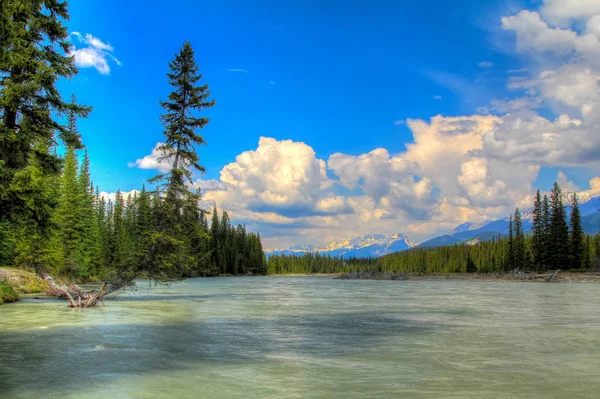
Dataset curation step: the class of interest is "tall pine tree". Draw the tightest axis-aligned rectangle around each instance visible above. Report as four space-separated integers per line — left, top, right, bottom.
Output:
549 182 569 270
569 193 584 269
148 41 215 279
531 189 544 270
507 214 515 271
513 208 526 269
0 1 90 231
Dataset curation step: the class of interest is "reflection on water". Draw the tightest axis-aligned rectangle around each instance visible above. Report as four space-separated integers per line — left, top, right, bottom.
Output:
1 277 600 398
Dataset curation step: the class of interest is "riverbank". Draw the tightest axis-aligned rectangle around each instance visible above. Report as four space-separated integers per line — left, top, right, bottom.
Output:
275 270 600 283
0 267 49 304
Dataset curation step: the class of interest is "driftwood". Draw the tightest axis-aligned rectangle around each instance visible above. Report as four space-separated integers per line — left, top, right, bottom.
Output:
546 269 561 282
336 271 407 280
44 275 113 307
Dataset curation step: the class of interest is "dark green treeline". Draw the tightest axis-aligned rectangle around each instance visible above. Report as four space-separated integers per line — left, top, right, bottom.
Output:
269 182 596 275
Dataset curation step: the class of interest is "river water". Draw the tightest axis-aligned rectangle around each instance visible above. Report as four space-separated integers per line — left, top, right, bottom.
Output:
1 277 599 398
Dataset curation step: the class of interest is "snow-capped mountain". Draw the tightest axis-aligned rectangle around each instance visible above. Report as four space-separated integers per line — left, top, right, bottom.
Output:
269 193 600 259
419 193 600 249
521 192 595 219
266 233 414 258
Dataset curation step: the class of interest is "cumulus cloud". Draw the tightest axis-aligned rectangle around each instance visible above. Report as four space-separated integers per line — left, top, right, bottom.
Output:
70 32 121 75
99 189 140 203
486 2 600 166
202 137 334 218
556 171 581 192
541 0 600 25
128 142 173 173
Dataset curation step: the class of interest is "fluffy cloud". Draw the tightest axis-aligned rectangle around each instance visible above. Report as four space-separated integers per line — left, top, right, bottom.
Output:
202 137 337 218
70 32 121 75
541 0 600 25
128 142 173 173
99 189 140 203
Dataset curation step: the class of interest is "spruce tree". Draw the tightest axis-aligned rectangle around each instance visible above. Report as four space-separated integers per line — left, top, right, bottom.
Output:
76 151 101 278
513 208 526 270
210 206 221 273
150 41 214 205
507 214 515 271
55 147 81 274
549 182 569 270
569 192 584 269
148 41 215 279
531 189 544 270
0 0 90 226
541 194 551 269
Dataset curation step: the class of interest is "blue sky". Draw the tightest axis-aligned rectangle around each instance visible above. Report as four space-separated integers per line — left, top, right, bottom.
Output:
59 0 600 248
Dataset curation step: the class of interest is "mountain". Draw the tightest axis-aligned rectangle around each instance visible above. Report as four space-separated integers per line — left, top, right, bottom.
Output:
266 232 414 258
270 193 600 259
419 193 600 248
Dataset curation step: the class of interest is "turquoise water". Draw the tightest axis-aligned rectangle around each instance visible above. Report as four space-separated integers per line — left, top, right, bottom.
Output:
1 277 600 398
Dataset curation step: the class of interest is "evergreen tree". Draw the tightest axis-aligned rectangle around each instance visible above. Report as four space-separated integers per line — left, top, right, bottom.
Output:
55 147 81 274
541 194 551 269
549 182 569 270
148 41 215 279
531 189 544 270
76 151 101 278
513 208 526 269
569 192 584 269
0 0 90 230
507 214 515 271
210 206 221 272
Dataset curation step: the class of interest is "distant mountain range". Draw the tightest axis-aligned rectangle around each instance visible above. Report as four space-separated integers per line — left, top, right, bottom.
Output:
267 192 600 258
266 233 413 258
418 192 600 248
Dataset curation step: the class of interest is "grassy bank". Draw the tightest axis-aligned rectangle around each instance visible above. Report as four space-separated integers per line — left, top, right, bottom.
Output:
0 282 19 304
0 267 48 297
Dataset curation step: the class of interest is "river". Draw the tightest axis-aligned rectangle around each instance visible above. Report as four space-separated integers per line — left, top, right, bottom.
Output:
1 277 599 398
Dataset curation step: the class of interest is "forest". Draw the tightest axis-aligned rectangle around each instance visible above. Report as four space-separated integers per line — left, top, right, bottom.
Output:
268 182 600 275
0 0 265 292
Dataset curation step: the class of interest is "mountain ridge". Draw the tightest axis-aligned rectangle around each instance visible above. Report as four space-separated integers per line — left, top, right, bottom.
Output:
268 193 600 259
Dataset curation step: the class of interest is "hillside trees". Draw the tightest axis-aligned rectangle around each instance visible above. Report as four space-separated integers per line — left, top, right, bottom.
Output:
0 0 90 271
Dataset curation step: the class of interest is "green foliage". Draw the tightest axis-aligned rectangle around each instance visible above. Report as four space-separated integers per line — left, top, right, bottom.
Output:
0 282 19 305
549 182 570 269
569 193 584 269
531 190 544 269
0 0 91 228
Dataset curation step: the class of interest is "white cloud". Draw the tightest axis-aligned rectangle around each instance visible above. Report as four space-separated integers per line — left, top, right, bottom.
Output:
556 171 581 192
128 142 173 173
227 68 249 73
70 32 120 75
478 61 494 68
99 189 140 203
501 10 600 61
433 95 443 100
203 137 332 218
541 0 600 25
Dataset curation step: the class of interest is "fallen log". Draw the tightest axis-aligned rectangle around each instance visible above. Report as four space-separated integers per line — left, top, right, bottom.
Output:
546 269 561 282
44 275 113 307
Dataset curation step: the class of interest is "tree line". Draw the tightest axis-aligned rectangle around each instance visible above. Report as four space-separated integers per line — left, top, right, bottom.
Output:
0 1 265 283
269 182 598 275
